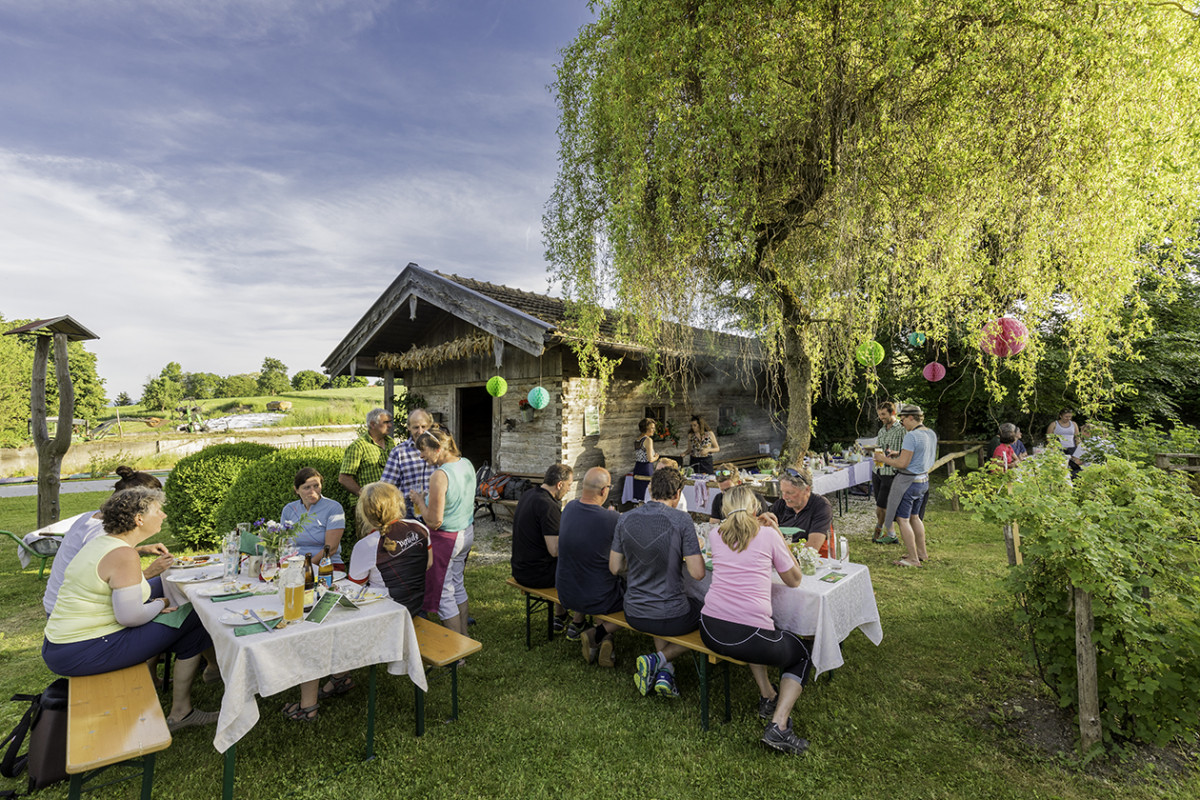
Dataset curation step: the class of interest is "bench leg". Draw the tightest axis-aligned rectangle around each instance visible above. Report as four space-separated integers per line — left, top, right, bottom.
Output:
365 663 377 760
699 657 710 732
139 752 157 800
450 662 460 721
222 743 236 800
524 593 533 649
414 686 425 737
68 773 83 800
723 660 732 724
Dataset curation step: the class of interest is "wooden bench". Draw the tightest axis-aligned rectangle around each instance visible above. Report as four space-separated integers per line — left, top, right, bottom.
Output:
412 617 482 736
67 663 171 800
592 610 746 731
505 577 561 649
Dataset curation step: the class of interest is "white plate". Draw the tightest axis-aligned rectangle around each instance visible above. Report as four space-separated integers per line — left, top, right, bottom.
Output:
196 582 254 597
219 608 283 626
164 570 221 584
332 570 346 582
172 555 217 569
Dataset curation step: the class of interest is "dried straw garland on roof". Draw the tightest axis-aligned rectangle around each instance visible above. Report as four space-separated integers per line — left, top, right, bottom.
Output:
376 333 494 371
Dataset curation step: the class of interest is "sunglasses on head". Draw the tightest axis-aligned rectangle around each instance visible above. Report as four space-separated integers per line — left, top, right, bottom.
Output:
782 467 809 484
715 469 732 478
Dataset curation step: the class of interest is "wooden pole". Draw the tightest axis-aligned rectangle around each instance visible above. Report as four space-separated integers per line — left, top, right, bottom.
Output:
32 333 75 528
946 458 960 512
383 368 395 419
1074 586 1102 755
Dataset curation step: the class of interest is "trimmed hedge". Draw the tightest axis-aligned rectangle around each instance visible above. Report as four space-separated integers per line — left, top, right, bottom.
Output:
164 442 277 549
211 447 358 562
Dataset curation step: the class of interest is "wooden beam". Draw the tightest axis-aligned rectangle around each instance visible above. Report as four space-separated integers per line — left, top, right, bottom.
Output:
1074 587 1102 756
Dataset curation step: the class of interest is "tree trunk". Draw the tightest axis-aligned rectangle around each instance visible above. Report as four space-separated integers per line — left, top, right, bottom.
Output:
780 323 813 462
33 334 74 528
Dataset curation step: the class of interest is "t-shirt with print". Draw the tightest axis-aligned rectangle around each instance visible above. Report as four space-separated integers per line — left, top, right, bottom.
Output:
703 526 796 630
348 519 429 615
610 501 701 621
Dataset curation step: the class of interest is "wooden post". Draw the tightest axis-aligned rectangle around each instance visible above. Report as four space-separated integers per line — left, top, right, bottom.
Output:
946 458 960 512
32 334 75 528
1074 586 1102 755
383 368 395 419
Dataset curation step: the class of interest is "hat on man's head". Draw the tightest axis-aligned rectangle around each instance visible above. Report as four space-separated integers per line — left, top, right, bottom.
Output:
899 403 923 416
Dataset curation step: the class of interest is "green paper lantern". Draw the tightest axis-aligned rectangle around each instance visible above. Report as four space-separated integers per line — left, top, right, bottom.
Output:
527 386 550 410
907 331 927 347
855 340 885 367
486 376 508 397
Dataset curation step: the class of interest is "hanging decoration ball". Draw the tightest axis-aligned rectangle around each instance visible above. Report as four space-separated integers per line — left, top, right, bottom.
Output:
980 317 1029 358
486 376 508 397
907 331 927 347
922 362 947 382
527 386 550 410
854 340 885 367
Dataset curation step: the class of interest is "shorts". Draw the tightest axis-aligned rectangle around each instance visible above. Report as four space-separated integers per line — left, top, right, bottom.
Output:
894 481 929 520
438 526 474 619
871 472 896 510
626 595 702 638
700 614 811 685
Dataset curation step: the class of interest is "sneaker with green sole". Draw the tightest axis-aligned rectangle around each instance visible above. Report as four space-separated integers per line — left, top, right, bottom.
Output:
634 653 661 695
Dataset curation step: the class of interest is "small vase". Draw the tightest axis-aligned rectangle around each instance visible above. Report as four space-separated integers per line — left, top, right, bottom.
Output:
521 408 535 423
800 561 817 576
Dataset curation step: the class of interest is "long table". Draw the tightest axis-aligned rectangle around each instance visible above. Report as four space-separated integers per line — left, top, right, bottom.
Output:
163 564 426 800
622 460 873 516
684 560 882 678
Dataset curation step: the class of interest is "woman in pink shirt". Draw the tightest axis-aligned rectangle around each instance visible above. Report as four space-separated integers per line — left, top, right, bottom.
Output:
700 485 811 755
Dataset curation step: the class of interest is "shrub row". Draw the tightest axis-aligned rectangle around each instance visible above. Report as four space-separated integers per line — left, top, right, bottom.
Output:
164 443 276 548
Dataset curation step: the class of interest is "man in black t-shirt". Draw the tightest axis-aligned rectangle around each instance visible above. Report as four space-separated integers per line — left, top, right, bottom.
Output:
762 466 832 557
511 463 573 624
558 467 623 653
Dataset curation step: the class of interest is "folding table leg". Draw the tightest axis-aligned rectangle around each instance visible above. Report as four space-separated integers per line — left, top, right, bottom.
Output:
524 593 533 649
68 773 83 800
414 686 426 736
450 663 460 720
139 753 157 800
222 743 236 800
699 657 710 731
365 664 377 760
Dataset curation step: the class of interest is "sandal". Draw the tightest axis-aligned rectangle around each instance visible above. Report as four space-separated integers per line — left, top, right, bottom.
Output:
318 675 355 700
893 558 921 568
282 701 319 722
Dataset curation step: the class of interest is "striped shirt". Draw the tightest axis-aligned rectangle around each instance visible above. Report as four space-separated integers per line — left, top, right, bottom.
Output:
875 421 906 476
340 433 396 488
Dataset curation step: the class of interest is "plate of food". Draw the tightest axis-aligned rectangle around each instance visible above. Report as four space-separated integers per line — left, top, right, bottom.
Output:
219 608 283 626
197 581 254 598
164 570 221 584
347 588 387 605
172 555 216 569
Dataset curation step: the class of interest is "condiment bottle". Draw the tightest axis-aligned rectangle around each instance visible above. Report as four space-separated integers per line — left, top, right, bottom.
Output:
303 553 315 609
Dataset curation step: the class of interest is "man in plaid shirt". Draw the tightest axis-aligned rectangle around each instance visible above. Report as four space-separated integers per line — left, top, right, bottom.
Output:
872 401 906 544
381 408 435 504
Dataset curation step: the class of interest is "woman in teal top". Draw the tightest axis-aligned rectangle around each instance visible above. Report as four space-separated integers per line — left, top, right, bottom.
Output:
409 428 476 636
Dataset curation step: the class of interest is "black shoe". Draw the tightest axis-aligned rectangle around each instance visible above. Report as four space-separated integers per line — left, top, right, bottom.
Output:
758 684 779 721
762 722 808 755
468 615 477 626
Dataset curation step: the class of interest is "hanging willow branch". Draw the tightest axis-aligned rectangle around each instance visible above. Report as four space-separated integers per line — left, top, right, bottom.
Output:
376 334 494 371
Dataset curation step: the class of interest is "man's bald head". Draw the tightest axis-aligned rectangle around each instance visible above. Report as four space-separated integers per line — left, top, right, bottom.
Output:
580 467 612 504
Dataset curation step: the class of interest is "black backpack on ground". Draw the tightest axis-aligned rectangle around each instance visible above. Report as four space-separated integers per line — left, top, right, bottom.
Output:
1 679 69 795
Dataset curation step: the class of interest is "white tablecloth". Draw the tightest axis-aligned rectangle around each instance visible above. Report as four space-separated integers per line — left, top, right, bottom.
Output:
685 560 882 677
621 460 873 516
16 511 90 567
163 564 427 752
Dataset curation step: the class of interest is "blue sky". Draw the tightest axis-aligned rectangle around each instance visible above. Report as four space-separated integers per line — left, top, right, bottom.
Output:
0 0 595 400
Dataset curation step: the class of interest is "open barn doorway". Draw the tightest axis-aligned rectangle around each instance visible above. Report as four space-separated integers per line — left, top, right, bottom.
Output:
456 385 493 471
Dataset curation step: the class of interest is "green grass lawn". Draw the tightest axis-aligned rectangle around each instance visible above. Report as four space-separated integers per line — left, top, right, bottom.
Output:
2 491 1197 799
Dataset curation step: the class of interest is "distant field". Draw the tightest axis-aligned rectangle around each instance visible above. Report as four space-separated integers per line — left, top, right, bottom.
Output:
92 386 391 434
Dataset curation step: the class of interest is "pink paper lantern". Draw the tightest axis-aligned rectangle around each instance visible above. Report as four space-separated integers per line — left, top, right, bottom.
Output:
923 362 947 382
981 317 1028 357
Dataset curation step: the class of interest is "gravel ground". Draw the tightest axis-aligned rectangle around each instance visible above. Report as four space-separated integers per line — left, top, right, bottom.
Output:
466 493 881 568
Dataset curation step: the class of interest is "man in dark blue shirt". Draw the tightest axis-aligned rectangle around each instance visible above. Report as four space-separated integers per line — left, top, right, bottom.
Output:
558 468 623 660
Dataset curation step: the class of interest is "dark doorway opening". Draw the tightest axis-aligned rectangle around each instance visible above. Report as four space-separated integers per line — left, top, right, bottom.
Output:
456 386 493 470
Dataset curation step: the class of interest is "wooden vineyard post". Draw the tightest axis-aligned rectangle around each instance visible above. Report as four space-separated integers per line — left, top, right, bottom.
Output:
946 458 960 512
1074 586 1102 755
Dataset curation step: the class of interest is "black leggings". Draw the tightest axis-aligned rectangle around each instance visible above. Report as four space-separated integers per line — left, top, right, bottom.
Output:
700 614 811 685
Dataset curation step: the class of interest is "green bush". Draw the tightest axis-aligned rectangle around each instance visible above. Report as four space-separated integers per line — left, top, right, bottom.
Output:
211 447 357 562
950 450 1200 748
163 442 277 548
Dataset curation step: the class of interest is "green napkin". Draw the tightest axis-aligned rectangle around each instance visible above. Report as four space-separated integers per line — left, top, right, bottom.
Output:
153 602 193 629
234 616 282 636
210 591 254 602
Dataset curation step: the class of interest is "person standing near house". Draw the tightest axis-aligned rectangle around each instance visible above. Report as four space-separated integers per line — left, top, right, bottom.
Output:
631 417 660 501
872 402 906 544
877 404 938 568
685 415 720 476
381 408 435 513
511 463 574 630
339 408 396 497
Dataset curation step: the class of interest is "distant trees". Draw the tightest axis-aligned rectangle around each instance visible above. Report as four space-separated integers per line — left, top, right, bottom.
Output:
218 374 258 398
331 375 368 389
141 362 184 411
184 372 222 400
115 391 133 406
291 370 327 392
257 357 290 396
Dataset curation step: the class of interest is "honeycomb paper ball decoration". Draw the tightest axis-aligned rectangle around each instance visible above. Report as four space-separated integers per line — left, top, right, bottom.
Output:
907 332 927 347
980 317 1028 358
527 386 550 410
855 340 885 367
486 376 508 397
923 362 947 382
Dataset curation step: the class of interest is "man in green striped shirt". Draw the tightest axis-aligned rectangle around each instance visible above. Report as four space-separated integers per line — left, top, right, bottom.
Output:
338 407 396 497
872 402 906 543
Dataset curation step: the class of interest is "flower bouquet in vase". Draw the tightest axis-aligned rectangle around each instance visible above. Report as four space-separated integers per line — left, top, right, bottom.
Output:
791 543 820 576
251 516 308 581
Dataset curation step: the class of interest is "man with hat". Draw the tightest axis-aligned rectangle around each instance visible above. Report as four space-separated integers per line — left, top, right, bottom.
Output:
876 404 938 568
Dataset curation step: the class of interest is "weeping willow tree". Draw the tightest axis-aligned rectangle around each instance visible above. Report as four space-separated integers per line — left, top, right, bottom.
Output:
544 0 1200 457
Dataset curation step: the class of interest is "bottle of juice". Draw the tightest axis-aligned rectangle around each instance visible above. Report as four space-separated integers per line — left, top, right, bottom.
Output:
282 556 305 622
318 546 334 588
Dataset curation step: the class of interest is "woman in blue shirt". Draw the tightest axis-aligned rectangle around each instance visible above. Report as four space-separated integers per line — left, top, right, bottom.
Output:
280 468 346 562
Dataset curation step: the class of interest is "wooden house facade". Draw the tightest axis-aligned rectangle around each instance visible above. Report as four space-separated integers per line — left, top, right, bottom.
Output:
323 264 783 487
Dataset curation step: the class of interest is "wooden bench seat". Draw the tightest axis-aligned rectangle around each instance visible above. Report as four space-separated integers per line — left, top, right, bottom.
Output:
67 664 171 800
593 610 746 731
505 577 562 649
412 617 483 736
474 473 542 521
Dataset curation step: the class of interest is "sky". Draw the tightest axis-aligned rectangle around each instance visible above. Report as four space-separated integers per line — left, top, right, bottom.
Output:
0 0 596 400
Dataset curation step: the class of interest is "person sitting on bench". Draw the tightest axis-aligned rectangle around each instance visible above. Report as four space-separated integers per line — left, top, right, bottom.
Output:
510 463 574 632
558 468 623 652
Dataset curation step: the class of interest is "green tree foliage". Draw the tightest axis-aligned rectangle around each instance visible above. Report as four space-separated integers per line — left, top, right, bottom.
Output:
950 449 1200 746
217 373 258 398
184 372 221 400
544 1 1200 458
115 391 133 406
141 362 184 411
290 370 327 392
330 375 368 389
163 442 277 548
257 356 290 396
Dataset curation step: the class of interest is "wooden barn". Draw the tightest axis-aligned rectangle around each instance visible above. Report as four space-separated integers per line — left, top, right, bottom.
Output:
323 264 783 486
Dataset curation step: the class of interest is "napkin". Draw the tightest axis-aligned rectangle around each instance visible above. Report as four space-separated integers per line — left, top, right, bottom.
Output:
153 602 194 629
210 591 254 602
234 616 282 636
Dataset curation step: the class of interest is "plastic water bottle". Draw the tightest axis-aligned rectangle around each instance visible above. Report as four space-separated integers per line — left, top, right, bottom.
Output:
839 535 849 566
